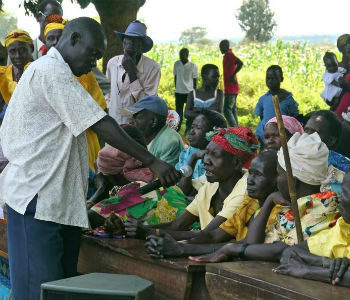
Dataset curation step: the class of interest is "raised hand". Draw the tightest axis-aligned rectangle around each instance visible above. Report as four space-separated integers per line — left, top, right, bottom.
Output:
148 158 181 187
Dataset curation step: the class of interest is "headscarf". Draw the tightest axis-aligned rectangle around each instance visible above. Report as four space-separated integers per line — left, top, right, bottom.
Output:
5 29 33 48
206 126 259 168
337 34 350 52
44 23 65 37
265 115 304 135
166 108 180 130
46 14 66 24
277 132 329 186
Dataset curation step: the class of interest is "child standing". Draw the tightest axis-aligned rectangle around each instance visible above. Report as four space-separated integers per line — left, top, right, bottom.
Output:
173 48 199 131
185 64 223 133
254 65 299 144
321 52 346 108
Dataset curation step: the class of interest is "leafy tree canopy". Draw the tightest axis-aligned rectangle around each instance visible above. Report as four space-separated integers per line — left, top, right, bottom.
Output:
180 26 207 44
236 0 276 43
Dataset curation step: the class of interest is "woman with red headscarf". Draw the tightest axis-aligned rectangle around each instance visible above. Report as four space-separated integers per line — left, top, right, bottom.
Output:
116 126 259 242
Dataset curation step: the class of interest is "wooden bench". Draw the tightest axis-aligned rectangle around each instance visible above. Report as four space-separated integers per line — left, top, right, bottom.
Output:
206 261 350 300
78 235 209 300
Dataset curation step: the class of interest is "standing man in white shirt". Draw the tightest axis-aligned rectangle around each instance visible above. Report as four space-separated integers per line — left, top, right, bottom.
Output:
173 48 198 132
0 17 178 300
106 20 161 124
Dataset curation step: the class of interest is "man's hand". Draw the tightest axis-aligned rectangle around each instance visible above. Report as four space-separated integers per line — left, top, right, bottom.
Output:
148 158 181 187
145 233 184 258
122 53 136 81
125 217 151 239
230 75 237 84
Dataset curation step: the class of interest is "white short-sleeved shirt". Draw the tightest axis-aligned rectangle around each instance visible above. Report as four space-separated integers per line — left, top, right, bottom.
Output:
173 61 198 94
106 55 161 124
0 47 107 228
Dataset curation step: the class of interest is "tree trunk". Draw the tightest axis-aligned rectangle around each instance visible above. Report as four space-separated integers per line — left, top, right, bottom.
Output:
92 0 145 73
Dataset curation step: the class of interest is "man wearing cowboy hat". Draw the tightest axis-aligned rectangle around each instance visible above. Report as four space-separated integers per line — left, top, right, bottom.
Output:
106 20 161 124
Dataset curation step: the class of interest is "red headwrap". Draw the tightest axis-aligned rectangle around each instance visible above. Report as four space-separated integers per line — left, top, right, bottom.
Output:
207 127 259 168
46 14 64 24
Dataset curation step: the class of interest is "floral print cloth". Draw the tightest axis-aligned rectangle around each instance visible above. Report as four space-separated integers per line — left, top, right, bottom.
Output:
265 190 340 245
91 182 188 225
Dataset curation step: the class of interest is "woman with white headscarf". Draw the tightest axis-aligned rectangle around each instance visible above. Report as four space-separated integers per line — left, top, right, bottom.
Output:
190 132 341 264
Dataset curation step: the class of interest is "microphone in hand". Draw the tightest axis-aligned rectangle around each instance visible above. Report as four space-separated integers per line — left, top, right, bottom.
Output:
138 165 192 195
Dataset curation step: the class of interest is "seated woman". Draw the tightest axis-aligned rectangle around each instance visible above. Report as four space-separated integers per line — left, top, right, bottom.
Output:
304 110 349 159
189 132 340 261
274 169 350 287
145 150 279 257
192 167 350 288
88 125 188 230
184 64 223 132
264 115 303 151
121 127 259 241
176 109 227 196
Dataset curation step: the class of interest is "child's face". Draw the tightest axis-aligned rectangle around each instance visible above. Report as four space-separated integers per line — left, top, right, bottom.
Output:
324 57 338 73
188 115 211 149
266 70 282 91
202 69 219 88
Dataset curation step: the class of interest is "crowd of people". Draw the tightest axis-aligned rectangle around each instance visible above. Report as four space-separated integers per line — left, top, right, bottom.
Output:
0 1 349 299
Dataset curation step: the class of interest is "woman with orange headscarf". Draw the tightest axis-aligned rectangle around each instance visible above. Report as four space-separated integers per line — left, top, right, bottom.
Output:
0 30 33 172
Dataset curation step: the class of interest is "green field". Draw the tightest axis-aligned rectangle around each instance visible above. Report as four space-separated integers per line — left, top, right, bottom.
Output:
146 40 336 132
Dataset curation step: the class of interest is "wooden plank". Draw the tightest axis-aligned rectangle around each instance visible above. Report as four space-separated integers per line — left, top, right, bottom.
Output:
206 272 292 300
78 235 209 300
206 261 350 300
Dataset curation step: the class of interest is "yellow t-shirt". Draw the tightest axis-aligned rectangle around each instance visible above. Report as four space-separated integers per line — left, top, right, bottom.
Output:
186 172 248 230
220 197 281 241
76 71 107 172
307 217 350 259
0 64 31 104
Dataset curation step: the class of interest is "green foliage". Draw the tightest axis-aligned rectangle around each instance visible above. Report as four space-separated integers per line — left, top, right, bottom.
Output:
179 26 207 44
236 0 277 43
0 11 17 42
146 40 331 132
22 0 63 16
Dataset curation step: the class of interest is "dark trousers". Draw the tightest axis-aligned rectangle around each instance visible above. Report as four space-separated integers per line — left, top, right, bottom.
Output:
6 197 81 300
175 92 190 131
224 93 238 126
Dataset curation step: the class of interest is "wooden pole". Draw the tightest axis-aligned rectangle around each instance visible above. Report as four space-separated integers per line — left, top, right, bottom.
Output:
272 95 304 243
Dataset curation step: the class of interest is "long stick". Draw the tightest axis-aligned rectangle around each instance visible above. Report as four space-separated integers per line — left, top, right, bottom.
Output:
272 95 303 243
